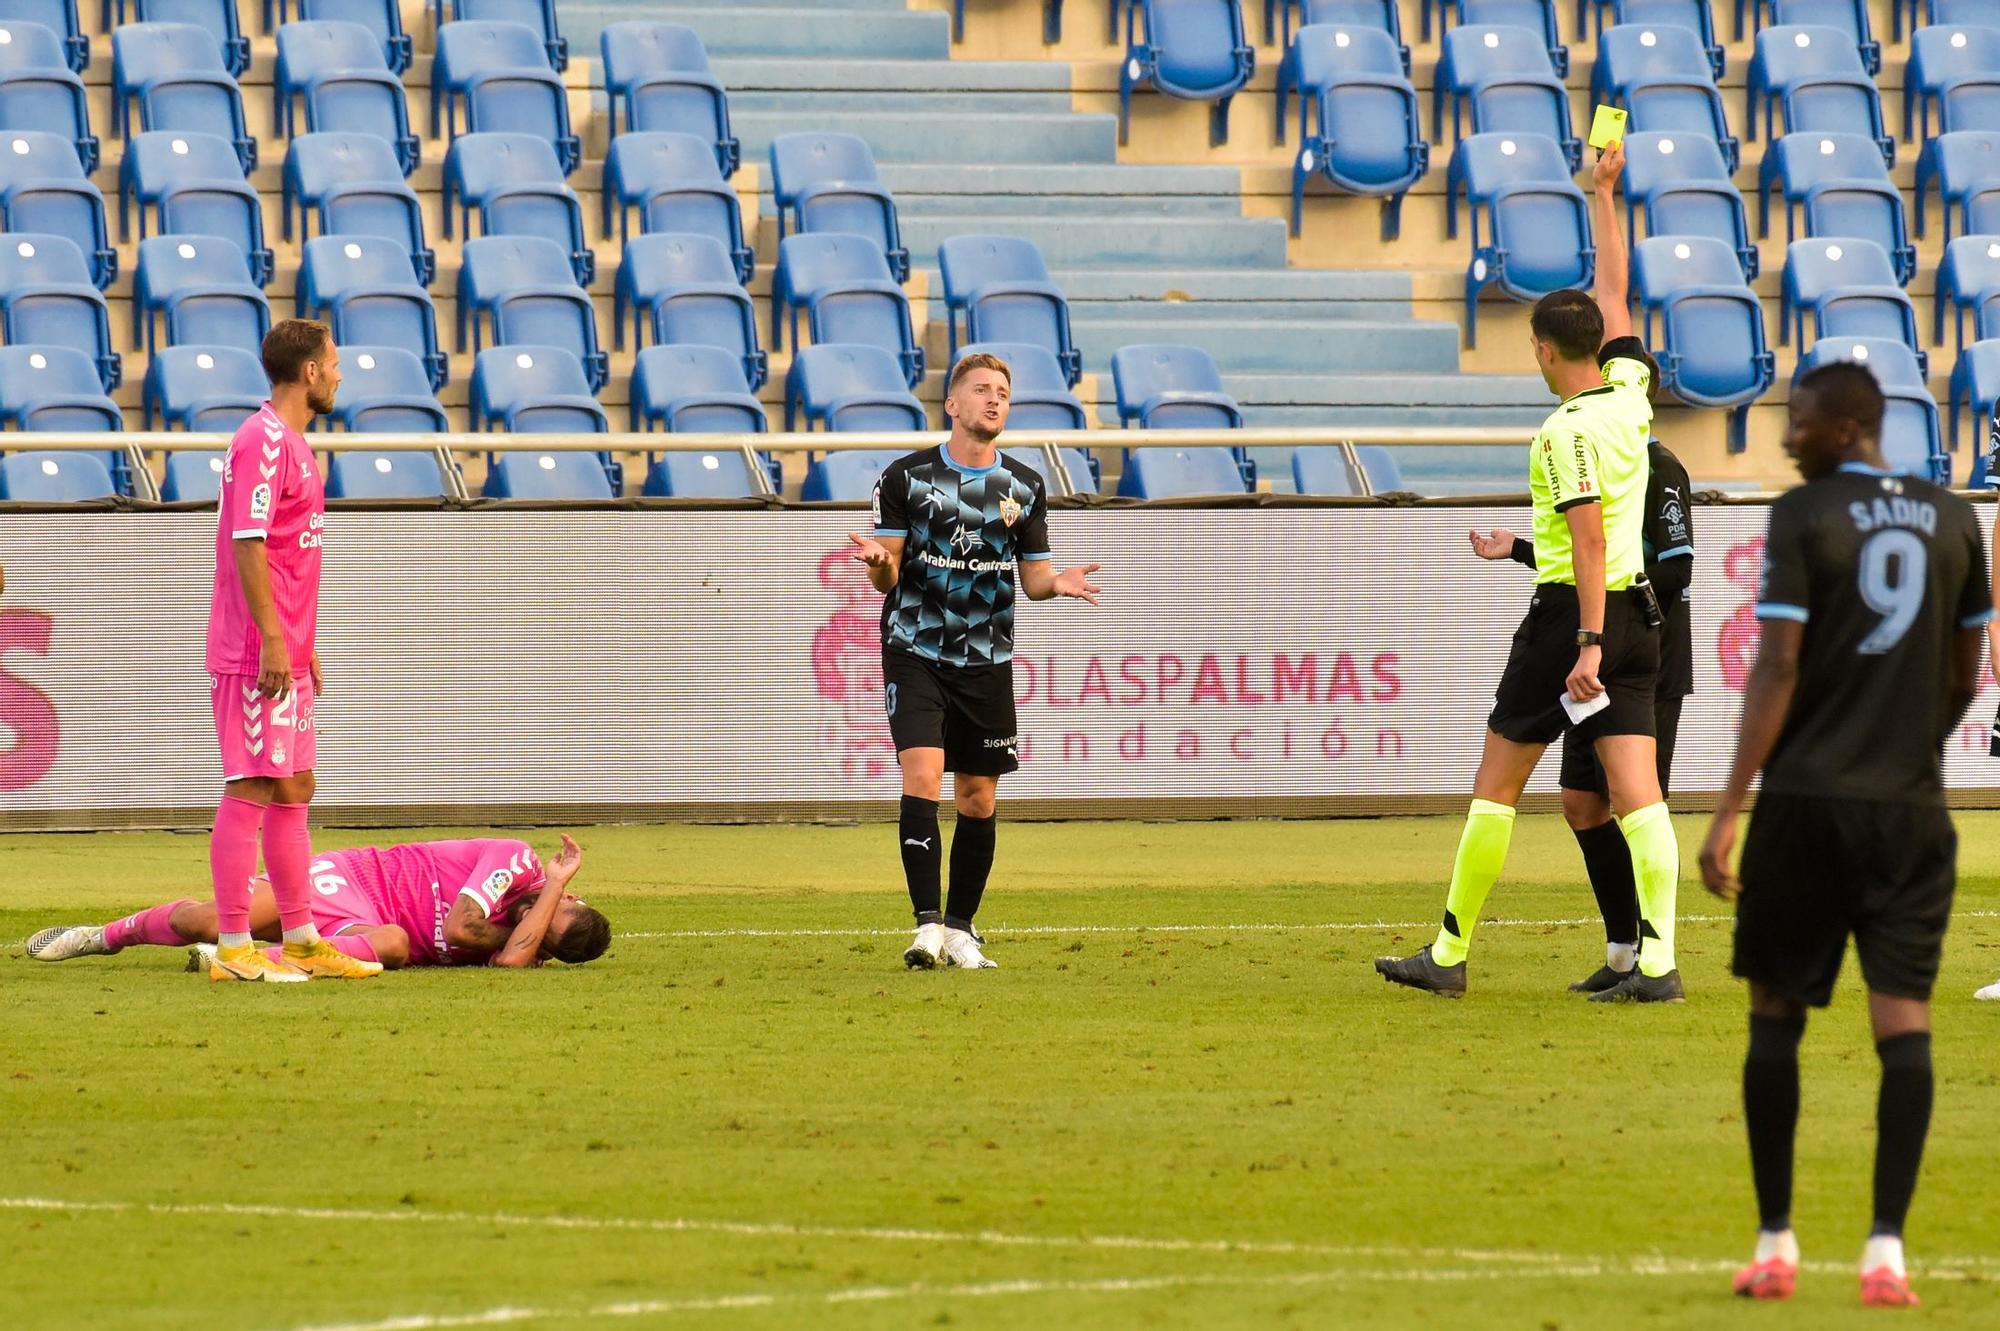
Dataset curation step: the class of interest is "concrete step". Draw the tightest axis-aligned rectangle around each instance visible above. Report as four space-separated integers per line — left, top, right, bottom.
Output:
1067 299 1408 323
558 5 953 58
871 162 1243 198
1065 318 1464 374
727 110 1120 163
712 57 1071 92
1048 267 1410 302
896 191 1247 218
896 213 1290 267
727 90 1077 116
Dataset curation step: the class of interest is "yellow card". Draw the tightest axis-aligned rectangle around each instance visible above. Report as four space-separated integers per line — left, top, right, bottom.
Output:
1588 105 1628 150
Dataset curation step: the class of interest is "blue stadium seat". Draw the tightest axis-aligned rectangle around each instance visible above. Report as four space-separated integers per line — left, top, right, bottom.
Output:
1275 1 1408 68
325 449 447 498
1110 343 1248 433
598 21 737 176
1117 446 1250 498
774 233 925 389
642 448 763 499
1441 0 1566 74
1447 132 1592 345
443 132 590 284
133 233 267 353
799 448 907 502
457 234 606 391
1630 235 1774 450
1906 24 2000 142
1004 444 1101 493
0 2 88 73
1435 27 1575 161
281 132 432 284
1590 23 1737 171
329 345 447 433
1119 0 1256 148
0 344 120 430
1780 237 1921 354
0 449 115 500
160 449 224 501
630 343 768 434
785 343 927 433
111 23 253 173
1936 236 2000 350
955 341 1088 431
0 233 118 388
432 20 576 173
1858 387 1946 483
937 235 1080 387
1759 0 1877 76
1596 1 1722 78
1622 131 1755 277
1927 0 1991 26
483 451 616 500
273 20 419 175
1758 132 1914 286
0 130 113 286
614 232 766 390
469 345 608 436
1277 24 1427 238
768 132 909 284
1291 446 1363 494
1916 131 2000 245
142 344 266 429
297 234 446 389
297 0 410 75
0 19 97 170
1949 338 2000 456
1793 336 1925 389
602 131 753 283
119 130 270 286
442 0 566 72
119 1 246 76
1746 26 1891 164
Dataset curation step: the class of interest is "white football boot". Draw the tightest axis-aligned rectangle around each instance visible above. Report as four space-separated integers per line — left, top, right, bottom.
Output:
903 921 946 970
942 926 997 969
25 924 110 962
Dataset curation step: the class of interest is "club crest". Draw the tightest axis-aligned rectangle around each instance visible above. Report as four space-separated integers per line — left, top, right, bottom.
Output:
998 493 1023 528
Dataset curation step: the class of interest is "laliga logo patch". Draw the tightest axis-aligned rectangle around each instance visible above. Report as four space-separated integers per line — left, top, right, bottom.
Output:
998 493 1022 528
249 483 272 521
485 869 513 897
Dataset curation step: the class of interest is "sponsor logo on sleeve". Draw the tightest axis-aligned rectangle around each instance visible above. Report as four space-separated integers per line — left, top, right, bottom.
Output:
249 484 272 521
483 868 513 903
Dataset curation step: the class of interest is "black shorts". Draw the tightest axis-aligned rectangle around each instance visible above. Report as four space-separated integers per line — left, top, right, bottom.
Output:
1733 793 1957 1006
1560 692 1685 797
883 649 1020 777
1489 583 1660 747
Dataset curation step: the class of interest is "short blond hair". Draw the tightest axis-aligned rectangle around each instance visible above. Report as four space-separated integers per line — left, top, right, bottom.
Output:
948 352 1011 396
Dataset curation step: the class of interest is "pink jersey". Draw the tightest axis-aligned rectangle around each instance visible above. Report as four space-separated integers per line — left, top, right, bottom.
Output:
316 839 546 967
206 403 324 677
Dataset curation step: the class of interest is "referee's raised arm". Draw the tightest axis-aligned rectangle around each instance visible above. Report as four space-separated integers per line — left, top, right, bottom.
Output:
1591 142 1631 345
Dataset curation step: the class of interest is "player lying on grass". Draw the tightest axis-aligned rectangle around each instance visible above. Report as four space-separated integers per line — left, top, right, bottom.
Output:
26 835 608 973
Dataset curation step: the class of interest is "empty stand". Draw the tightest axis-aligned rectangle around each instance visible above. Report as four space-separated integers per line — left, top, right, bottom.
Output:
1746 25 1891 164
132 232 268 353
0 232 119 388
768 132 910 284
142 343 266 429
0 449 115 500
1590 21 1737 171
111 22 253 172
0 18 98 170
1448 133 1592 345
297 233 445 389
457 234 606 391
1780 237 1922 357
282 132 433 284
325 449 449 499
0 129 114 286
1630 235 1774 449
630 343 768 435
937 235 1081 386
432 19 576 173
295 0 410 75
1622 130 1755 277
774 233 925 388
443 132 591 284
1758 132 1914 285
1435 26 1579 169
0 344 120 430
273 18 419 175
603 131 754 283
1277 23 1427 238
614 232 767 392
598 20 738 175
329 345 447 433
1119 0 1256 147
786 343 927 433
1916 131 2000 245
120 129 270 285
469 344 608 435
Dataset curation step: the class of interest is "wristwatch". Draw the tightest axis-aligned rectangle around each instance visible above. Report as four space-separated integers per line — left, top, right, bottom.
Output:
1575 630 1604 648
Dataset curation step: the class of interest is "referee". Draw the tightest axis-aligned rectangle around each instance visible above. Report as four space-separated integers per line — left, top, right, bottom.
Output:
1375 141 1684 1002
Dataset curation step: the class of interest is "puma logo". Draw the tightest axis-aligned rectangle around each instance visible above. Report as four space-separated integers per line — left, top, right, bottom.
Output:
1662 486 1682 499
903 837 933 850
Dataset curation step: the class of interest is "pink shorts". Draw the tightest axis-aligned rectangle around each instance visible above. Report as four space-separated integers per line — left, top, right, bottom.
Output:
211 673 317 782
306 849 378 937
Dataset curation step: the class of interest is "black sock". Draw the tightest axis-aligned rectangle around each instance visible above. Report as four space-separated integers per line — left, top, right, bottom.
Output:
1872 1031 1934 1238
1744 1013 1806 1232
944 813 996 931
899 795 942 923
1573 819 1639 952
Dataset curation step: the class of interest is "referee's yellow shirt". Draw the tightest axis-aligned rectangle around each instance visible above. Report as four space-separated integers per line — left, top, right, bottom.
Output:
1527 338 1654 591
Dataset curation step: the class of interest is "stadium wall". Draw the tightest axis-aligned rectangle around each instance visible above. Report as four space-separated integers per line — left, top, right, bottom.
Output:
4 505 1999 830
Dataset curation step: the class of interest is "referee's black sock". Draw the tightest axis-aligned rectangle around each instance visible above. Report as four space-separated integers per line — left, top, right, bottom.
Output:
1573 819 1640 951
944 812 996 931
1872 1032 1934 1239
899 795 942 924
1744 1012 1806 1232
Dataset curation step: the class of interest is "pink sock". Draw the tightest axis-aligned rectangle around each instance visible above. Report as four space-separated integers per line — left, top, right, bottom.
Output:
210 796 265 938
267 935 376 964
262 802 315 935
104 899 198 952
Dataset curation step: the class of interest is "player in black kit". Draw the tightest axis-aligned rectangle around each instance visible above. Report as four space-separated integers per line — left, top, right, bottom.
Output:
1700 363 1991 1308
846 352 1103 970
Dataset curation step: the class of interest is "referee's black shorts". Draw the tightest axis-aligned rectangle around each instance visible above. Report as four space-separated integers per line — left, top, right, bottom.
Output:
1560 692 1684 796
1488 583 1660 748
882 648 1020 776
1733 793 1957 1006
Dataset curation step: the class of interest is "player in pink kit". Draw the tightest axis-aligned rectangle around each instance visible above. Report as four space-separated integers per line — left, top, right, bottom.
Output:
27 835 610 970
204 320 377 982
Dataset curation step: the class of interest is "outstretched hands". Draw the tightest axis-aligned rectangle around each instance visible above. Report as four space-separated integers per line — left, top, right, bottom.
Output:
1468 528 1518 561
1053 564 1103 605
847 532 894 567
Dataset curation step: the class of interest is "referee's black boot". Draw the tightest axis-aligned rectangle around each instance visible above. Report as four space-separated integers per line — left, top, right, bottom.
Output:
1587 968 1685 1004
1569 963 1634 994
1373 945 1466 998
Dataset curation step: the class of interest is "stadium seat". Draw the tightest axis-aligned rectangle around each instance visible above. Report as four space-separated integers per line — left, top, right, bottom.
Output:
955 341 1089 431
1622 131 1755 277
1948 338 2000 456
431 20 577 174
799 448 907 502
1111 343 1247 429
1277 23 1427 239
118 1 246 76
598 22 738 176
1926 0 1992 27
1119 0 1256 148
0 1 88 73
0 233 119 389
443 132 591 285
1873 387 1949 483
773 233 925 389
483 450 616 500
1003 444 1101 494
1353 445 1405 492
1780 237 1921 354
642 447 763 499
111 23 254 173
1447 133 1593 345
1116 446 1250 498
1434 27 1579 170
457 234 606 392
785 343 927 433
1630 235 1774 449
1916 131 2000 245
1275 1 1409 69
1793 335 1926 389
0 344 120 430
0 449 115 500
1440 0 1566 75
141 344 266 429
469 345 608 436
603 131 753 284
281 133 432 284
0 130 113 286
629 343 768 434
442 0 566 72
326 345 446 433
937 236 1080 387
159 449 224 501
119 130 270 286
1757 132 1914 286
0 19 98 171
324 449 447 498
1746 26 1891 164
1291 445 1366 494
1906 24 2000 143
614 233 766 390
1589 23 1737 172
296 234 446 389
273 19 419 175
1759 0 1877 75
768 133 909 284
296 0 410 75
1936 236 2000 350
133 234 267 354
1595 2 1722 79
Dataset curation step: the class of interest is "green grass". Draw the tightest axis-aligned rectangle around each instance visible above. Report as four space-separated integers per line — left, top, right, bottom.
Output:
5 817 1999 1331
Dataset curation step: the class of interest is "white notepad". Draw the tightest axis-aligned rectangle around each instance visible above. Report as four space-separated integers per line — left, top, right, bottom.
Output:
1560 690 1611 726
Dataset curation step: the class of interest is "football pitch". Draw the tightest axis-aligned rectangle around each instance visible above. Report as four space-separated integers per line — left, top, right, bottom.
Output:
6 816 1999 1331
